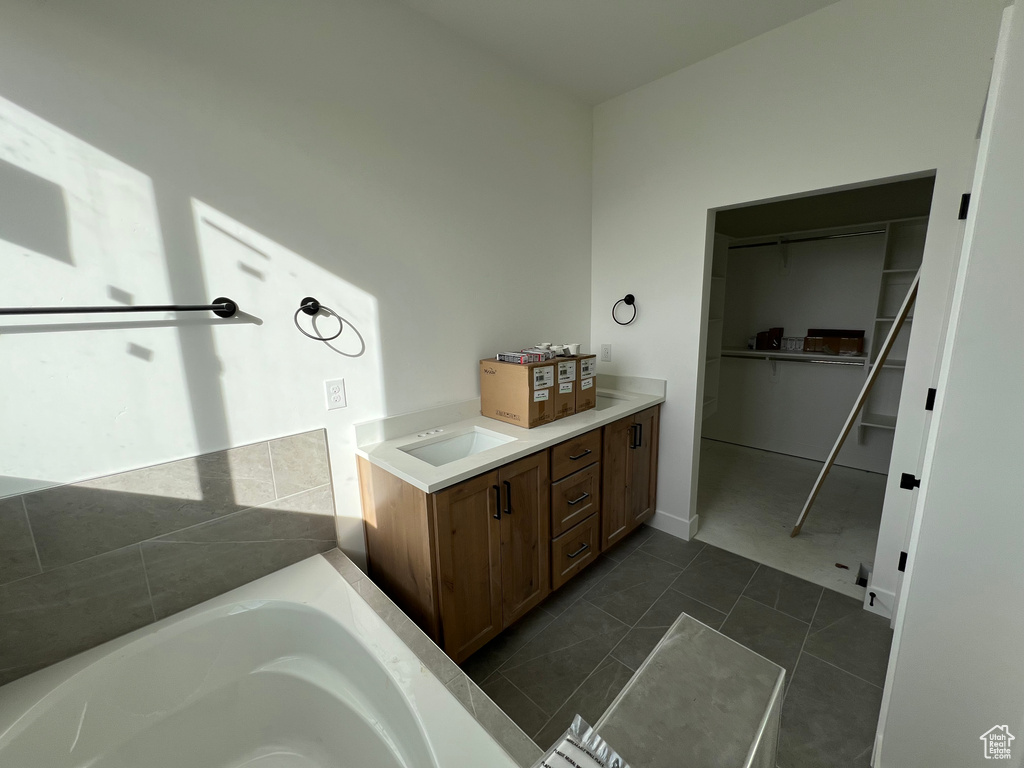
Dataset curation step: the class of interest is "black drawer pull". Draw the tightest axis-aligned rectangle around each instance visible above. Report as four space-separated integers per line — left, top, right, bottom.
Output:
567 542 589 559
492 485 501 520
569 449 592 461
567 492 590 506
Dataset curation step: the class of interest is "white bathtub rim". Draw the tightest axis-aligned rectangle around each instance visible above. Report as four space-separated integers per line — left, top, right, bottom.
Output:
0 554 519 768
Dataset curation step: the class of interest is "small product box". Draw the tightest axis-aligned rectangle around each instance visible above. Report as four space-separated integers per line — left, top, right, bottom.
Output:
806 328 865 356
575 354 597 413
554 359 577 420
480 359 557 428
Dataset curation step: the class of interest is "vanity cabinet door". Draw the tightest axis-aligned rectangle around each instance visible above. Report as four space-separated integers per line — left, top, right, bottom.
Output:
601 416 632 549
628 406 659 527
498 452 551 626
433 471 503 662
602 405 660 550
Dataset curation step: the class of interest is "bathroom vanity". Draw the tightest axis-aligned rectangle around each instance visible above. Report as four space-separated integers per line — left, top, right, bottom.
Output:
355 379 664 663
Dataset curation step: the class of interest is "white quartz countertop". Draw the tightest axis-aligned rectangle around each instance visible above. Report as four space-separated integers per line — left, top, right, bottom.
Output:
355 376 665 493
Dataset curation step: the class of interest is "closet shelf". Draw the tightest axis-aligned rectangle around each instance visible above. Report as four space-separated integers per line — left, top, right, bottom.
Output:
882 268 918 275
861 413 897 430
721 347 867 365
876 316 913 323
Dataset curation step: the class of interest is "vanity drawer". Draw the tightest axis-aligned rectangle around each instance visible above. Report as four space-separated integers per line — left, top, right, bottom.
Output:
550 429 601 481
551 514 598 590
550 463 600 538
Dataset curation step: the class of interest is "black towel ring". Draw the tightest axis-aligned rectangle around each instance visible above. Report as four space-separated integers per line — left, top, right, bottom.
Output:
295 296 344 341
612 294 637 326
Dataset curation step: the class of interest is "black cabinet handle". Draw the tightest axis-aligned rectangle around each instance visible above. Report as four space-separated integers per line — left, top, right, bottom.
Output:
502 480 512 515
629 423 640 449
568 492 590 506
492 485 501 520
567 542 589 559
569 449 592 461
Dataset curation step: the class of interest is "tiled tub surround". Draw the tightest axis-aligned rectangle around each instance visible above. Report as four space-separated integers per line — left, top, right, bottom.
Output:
0 430 336 684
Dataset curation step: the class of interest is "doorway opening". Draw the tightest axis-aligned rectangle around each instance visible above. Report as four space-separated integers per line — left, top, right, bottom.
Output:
697 174 935 598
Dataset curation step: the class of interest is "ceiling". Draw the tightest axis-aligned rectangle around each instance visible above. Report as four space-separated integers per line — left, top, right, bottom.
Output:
395 0 840 104
715 176 937 239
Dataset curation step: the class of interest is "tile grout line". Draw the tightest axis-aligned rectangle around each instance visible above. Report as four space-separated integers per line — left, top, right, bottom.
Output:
721 566 762 626
137 544 158 622
800 651 885 690
266 442 280 499
786 589 824 701
21 495 44 573
488 669 554 727
0 484 332 589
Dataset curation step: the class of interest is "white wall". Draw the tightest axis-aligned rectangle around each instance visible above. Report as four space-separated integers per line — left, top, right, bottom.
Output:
705 232 894 473
590 0 1004 610
878 6 1024 763
0 0 593 565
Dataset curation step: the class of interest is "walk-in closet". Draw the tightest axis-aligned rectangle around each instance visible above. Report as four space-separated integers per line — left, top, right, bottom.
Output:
698 176 934 597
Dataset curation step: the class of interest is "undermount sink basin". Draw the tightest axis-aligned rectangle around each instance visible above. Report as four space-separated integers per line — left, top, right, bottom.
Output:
400 427 515 467
595 392 630 411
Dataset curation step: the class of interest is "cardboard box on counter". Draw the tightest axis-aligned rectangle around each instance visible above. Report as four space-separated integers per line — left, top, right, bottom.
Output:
575 354 597 413
480 359 558 428
554 359 577 420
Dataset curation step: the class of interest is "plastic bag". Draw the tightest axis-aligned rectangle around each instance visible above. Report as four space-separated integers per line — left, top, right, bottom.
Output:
532 714 630 768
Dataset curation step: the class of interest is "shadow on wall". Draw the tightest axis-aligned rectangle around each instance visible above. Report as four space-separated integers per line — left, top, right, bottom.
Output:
0 430 337 686
0 91 384 544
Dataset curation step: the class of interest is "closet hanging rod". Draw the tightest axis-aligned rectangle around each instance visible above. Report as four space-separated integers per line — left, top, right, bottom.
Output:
721 352 865 367
727 228 886 250
0 297 238 318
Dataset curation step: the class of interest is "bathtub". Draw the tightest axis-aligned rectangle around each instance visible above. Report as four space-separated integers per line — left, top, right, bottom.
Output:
0 554 519 768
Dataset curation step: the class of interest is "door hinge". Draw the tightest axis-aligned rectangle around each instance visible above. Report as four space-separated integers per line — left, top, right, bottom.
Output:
899 472 921 490
925 387 937 411
898 551 908 572
958 193 971 220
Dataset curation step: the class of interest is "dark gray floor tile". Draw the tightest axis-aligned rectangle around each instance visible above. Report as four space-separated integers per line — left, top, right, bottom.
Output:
804 602 893 688
602 524 653 562
533 657 635 749
586 571 677 626
778 654 883 768
461 606 556 685
0 496 40 586
719 597 809 675
539 554 618 618
587 551 681 603
671 544 759 613
642 589 727 631
810 589 863 630
743 565 823 623
480 673 550 736
0 546 153 672
610 626 668 671
500 599 628 713
638 529 705 569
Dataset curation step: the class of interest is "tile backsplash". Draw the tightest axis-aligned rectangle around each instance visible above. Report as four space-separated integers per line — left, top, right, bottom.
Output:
0 429 336 685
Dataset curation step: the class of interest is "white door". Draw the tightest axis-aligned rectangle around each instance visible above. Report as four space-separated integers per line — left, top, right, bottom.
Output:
874 5 1024 766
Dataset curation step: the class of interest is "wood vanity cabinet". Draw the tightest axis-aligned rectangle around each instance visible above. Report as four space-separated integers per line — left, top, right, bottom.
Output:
359 451 549 664
601 405 660 550
359 404 661 663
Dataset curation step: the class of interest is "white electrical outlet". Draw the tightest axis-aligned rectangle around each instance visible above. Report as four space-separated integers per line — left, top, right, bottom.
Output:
325 378 347 410
600 344 612 362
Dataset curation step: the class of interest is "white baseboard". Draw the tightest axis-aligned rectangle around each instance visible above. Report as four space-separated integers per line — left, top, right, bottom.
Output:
649 509 699 541
863 585 895 620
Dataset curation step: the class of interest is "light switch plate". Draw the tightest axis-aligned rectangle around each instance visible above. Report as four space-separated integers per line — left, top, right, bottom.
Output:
325 378 347 410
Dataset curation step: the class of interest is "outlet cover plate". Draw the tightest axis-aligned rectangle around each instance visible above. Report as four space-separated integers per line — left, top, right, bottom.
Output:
600 344 612 362
325 378 347 410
